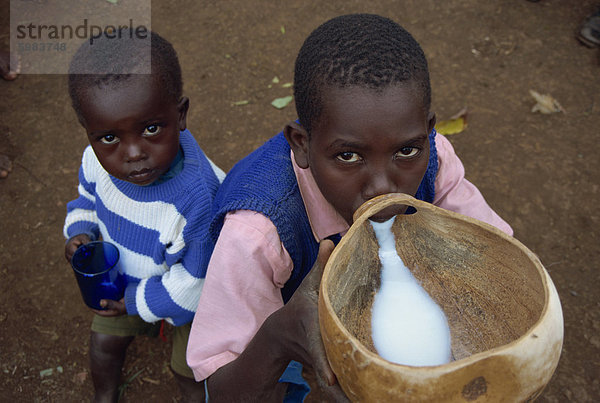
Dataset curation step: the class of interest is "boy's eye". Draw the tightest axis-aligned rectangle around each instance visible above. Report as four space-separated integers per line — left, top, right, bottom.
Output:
100 134 119 144
143 125 162 137
395 147 419 159
336 152 362 163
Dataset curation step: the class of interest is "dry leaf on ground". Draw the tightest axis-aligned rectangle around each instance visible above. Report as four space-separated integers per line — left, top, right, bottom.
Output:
271 95 293 109
435 108 468 135
529 90 565 114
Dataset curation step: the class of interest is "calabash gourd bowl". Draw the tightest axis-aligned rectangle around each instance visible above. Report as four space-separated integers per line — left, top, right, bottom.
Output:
318 193 563 402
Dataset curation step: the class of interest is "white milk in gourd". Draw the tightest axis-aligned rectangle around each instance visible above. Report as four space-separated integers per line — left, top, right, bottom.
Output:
370 217 452 366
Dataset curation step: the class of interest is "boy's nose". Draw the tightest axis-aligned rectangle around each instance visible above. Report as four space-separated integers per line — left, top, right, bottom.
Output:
123 142 146 162
363 169 398 200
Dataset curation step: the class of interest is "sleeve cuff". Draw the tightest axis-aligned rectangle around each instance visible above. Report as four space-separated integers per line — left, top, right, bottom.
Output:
124 285 139 316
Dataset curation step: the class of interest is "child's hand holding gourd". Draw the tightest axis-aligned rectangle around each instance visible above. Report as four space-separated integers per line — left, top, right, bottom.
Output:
277 240 349 402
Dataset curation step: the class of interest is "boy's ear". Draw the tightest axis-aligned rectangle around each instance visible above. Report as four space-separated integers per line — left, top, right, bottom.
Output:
177 97 190 131
427 111 437 134
284 121 310 169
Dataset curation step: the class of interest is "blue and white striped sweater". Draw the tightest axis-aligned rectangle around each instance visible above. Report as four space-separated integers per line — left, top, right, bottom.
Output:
64 130 223 326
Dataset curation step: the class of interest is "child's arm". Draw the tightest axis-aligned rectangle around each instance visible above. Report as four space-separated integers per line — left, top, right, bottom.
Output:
187 211 291 379
187 212 347 401
433 133 513 235
204 241 347 402
123 205 212 326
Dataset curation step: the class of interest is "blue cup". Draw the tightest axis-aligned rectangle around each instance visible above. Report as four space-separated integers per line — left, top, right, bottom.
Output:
71 241 126 310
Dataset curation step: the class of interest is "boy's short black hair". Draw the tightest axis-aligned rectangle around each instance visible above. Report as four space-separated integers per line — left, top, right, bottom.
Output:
68 30 182 121
294 14 431 133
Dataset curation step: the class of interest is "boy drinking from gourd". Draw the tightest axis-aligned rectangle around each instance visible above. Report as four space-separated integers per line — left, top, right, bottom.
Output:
187 14 512 401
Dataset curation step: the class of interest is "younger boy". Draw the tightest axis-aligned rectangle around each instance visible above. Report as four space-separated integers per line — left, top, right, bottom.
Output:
63 30 223 402
187 14 512 401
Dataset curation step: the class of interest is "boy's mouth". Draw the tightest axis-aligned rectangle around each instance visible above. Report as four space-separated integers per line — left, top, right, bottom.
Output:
128 168 155 184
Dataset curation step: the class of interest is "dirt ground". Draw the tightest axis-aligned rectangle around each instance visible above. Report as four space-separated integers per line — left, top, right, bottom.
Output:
1 0 599 401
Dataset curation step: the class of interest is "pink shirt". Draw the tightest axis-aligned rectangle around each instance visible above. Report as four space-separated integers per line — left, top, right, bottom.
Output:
186 133 513 381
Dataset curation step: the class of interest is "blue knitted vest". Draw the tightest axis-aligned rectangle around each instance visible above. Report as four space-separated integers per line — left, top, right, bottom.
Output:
210 130 438 302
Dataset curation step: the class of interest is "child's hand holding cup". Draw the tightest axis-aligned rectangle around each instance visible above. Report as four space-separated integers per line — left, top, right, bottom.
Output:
70 241 126 311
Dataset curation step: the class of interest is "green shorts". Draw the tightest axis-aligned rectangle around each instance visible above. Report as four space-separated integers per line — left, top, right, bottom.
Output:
91 314 194 378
